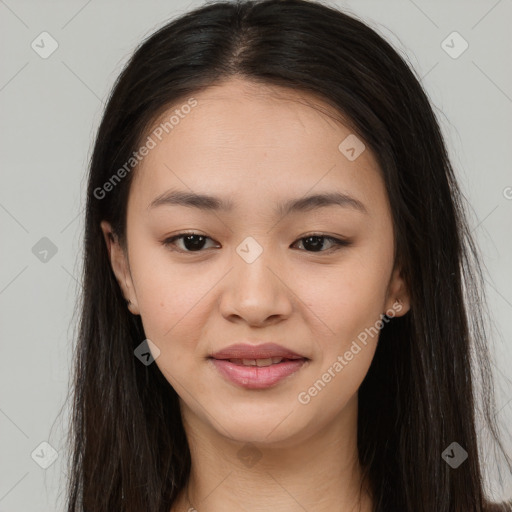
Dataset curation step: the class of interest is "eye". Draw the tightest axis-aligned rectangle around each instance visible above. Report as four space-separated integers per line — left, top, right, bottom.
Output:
291 234 351 253
162 232 219 252
162 232 351 253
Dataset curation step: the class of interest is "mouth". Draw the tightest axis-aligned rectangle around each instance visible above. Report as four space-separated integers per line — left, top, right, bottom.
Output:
208 343 310 389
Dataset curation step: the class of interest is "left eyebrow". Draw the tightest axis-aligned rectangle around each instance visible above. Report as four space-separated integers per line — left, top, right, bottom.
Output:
277 191 368 216
147 189 368 216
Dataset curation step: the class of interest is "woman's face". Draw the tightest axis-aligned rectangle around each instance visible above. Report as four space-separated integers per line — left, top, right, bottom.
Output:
101 77 409 446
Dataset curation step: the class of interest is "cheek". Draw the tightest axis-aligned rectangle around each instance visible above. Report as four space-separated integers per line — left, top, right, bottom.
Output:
129 253 216 392
128 245 222 357
295 267 384 412
299 256 391 347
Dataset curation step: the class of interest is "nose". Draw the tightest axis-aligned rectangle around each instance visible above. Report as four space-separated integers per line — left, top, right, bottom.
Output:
218 244 294 327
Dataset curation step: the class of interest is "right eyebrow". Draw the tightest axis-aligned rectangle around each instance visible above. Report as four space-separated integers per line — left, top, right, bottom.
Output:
147 190 234 212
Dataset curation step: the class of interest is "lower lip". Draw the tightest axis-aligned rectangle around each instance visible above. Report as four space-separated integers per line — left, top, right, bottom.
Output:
210 358 307 389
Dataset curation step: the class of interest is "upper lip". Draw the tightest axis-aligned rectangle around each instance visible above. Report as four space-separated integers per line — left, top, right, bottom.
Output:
210 343 307 360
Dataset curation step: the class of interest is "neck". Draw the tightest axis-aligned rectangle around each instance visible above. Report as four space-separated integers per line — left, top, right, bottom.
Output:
173 395 373 512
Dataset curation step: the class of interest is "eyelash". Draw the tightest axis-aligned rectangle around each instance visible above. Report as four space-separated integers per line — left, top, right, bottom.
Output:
162 232 352 254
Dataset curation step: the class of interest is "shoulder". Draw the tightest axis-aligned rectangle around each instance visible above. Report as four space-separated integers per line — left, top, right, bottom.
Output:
484 501 512 512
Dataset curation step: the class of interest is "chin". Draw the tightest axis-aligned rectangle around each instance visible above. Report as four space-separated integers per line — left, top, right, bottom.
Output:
206 404 313 447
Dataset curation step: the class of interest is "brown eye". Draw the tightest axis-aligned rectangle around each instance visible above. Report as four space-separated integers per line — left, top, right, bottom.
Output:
163 233 218 252
292 235 351 253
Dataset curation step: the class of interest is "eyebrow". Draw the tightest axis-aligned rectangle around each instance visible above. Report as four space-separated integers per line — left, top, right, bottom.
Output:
147 189 368 216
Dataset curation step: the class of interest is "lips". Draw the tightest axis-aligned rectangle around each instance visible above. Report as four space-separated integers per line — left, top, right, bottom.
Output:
210 342 307 361
209 342 309 389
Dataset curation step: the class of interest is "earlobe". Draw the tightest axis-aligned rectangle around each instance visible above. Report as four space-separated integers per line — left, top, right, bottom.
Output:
100 220 140 315
385 266 411 317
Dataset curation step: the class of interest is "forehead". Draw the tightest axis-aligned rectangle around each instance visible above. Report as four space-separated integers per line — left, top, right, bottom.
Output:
129 78 386 216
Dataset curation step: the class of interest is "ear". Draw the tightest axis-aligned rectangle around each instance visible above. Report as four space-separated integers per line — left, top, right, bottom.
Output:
100 220 140 315
384 265 410 318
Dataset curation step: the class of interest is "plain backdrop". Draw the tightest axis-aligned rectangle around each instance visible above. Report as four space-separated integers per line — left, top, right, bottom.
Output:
0 0 511 510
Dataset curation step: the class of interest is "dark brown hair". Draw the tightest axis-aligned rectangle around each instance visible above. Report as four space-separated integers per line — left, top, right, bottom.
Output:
64 0 512 510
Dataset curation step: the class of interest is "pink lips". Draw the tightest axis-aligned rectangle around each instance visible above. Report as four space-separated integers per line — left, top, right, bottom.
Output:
209 342 309 390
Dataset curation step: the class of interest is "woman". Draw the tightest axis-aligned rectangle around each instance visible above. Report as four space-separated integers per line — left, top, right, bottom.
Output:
65 0 512 510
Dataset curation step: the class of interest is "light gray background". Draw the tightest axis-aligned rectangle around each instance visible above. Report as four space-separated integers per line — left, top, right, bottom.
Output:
1 0 511 510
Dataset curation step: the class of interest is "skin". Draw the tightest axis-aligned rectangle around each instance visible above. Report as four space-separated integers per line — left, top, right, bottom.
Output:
101 77 410 512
